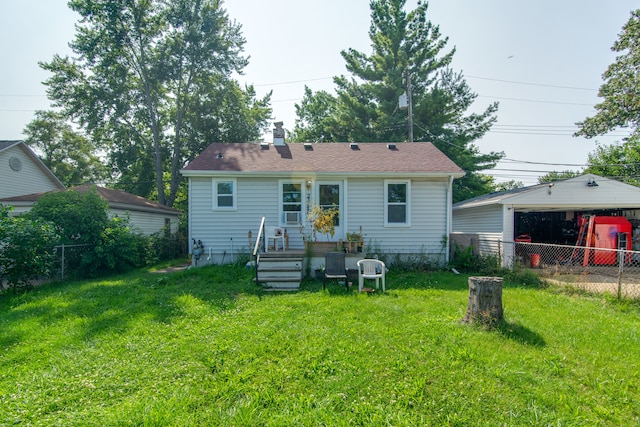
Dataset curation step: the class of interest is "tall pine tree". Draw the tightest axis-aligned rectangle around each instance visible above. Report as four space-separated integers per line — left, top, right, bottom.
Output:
291 0 502 202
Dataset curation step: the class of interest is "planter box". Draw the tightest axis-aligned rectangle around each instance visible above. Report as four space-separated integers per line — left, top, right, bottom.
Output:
305 241 339 257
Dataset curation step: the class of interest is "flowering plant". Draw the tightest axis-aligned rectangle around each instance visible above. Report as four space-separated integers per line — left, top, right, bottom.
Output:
307 204 339 241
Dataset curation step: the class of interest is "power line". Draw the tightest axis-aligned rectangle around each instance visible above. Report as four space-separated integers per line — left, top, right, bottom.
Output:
478 95 593 106
499 158 640 168
466 75 597 91
488 130 626 136
252 77 333 87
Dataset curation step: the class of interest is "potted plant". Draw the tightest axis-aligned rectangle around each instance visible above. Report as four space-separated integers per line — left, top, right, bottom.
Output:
307 204 339 241
306 204 340 256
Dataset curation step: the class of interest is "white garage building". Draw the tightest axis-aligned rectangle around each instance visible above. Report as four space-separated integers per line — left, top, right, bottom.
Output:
451 174 640 266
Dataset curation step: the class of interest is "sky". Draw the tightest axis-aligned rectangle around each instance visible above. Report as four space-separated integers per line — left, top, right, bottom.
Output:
0 1 635 185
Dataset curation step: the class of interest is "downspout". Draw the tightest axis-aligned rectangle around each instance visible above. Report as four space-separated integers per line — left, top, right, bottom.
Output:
188 177 193 262
445 175 454 264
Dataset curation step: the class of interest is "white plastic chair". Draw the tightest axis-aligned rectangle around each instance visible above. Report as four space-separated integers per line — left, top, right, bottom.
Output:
265 226 285 252
356 259 386 292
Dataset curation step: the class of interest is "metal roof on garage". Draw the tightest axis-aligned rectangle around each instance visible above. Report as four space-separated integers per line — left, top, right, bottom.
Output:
453 174 640 212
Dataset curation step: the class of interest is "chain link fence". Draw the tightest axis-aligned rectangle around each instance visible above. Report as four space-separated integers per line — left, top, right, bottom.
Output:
501 240 640 300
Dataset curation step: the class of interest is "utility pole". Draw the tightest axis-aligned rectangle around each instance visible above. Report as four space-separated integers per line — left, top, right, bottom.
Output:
406 70 413 142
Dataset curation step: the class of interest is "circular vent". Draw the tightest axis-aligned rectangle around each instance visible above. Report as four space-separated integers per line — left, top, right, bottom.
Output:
9 156 22 171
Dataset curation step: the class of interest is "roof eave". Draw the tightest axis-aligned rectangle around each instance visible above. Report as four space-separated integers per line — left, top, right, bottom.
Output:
109 202 181 216
181 170 465 179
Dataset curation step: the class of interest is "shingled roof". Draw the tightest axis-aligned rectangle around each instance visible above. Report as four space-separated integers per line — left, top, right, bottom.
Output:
181 142 464 176
0 184 179 215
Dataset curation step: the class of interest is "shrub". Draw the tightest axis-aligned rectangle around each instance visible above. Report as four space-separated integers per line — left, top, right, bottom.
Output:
26 189 161 279
0 206 59 291
449 244 502 274
149 226 188 263
28 187 109 245
92 217 150 275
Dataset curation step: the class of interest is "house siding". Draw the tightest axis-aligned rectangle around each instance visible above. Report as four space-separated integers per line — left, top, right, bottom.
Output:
452 204 504 233
0 146 61 199
188 175 453 263
346 178 449 256
189 176 278 261
452 204 506 259
110 209 179 236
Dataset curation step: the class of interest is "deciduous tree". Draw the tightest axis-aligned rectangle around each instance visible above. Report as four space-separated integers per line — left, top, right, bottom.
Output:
23 110 107 186
575 9 640 185
41 0 271 206
575 9 640 139
586 137 640 186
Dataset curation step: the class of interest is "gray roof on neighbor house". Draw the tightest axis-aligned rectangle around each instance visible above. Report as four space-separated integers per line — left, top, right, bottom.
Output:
0 141 19 151
0 184 180 216
181 142 465 177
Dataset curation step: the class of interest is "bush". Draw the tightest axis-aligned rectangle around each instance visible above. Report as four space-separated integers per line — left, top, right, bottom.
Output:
90 217 150 275
28 187 109 245
27 189 158 279
0 206 59 291
449 244 501 275
149 226 188 263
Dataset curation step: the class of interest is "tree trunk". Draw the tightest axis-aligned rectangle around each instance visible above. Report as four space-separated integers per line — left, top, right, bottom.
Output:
462 276 503 325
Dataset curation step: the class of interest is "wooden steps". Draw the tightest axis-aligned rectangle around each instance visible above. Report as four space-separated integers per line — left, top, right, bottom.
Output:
256 251 304 290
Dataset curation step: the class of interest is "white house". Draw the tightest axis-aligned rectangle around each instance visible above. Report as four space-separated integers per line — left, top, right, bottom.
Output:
0 140 65 199
1 140 180 236
0 184 181 236
452 174 640 266
181 139 464 267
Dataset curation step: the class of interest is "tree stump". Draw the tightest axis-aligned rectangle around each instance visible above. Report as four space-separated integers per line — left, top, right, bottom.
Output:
462 276 503 325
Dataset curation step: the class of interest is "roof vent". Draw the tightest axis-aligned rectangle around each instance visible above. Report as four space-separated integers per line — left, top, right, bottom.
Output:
215 153 223 159
260 142 270 150
304 142 313 151
350 142 359 150
9 156 22 171
387 143 397 150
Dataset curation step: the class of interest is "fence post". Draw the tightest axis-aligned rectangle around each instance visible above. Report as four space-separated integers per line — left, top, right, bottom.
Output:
617 233 629 300
617 250 623 300
61 244 65 280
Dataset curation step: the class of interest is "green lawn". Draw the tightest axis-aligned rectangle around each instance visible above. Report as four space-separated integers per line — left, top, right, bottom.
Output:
0 264 638 426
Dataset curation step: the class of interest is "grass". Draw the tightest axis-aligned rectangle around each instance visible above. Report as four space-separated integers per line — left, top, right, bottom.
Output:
0 264 639 426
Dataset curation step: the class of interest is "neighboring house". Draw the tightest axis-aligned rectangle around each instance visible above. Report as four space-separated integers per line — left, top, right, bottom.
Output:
452 174 640 266
0 140 65 199
0 184 181 236
180 139 464 267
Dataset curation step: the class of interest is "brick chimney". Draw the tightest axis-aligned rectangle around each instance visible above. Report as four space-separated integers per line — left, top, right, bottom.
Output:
273 121 285 145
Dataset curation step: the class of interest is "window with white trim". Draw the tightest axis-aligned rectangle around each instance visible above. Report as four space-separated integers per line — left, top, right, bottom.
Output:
384 180 410 226
213 178 236 210
280 181 303 224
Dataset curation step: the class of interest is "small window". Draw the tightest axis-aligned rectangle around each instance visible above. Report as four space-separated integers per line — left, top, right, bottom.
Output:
280 181 302 224
385 180 410 226
213 179 236 210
